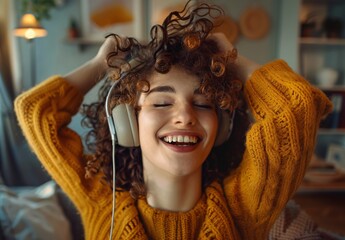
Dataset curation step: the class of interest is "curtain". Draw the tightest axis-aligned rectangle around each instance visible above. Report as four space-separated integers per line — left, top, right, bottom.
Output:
0 0 50 186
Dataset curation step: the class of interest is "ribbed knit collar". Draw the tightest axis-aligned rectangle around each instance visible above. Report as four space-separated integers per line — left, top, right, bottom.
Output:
135 181 240 239
137 190 207 239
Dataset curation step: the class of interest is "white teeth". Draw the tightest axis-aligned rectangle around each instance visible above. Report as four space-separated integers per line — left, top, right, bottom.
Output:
163 135 198 144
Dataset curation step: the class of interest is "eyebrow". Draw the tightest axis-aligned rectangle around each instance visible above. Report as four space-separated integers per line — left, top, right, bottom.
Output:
147 85 202 95
148 86 175 95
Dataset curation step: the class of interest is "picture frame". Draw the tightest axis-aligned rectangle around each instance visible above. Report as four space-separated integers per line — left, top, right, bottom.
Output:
326 144 345 173
80 0 146 42
148 0 195 27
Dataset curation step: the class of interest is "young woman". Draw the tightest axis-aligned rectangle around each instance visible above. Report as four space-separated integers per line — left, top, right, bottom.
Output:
15 2 332 239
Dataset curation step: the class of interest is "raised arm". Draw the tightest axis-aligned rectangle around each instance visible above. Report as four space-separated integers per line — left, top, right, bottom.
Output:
14 36 123 206
212 31 333 240
223 61 332 239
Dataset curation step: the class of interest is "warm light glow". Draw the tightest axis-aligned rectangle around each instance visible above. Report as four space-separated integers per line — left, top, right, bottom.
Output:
14 13 48 40
19 13 40 27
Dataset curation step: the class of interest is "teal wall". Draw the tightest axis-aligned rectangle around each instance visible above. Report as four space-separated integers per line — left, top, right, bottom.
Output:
213 0 281 64
276 0 300 71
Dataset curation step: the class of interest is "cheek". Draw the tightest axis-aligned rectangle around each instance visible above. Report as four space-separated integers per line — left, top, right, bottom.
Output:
201 113 218 138
137 110 163 141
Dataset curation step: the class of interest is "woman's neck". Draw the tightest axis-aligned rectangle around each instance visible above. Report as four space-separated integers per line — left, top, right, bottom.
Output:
143 167 203 212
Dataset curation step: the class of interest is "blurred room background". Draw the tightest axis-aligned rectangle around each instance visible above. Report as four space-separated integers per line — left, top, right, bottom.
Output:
1 0 344 238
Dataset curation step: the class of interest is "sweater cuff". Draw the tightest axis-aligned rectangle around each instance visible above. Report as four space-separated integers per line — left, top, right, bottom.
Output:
251 59 291 78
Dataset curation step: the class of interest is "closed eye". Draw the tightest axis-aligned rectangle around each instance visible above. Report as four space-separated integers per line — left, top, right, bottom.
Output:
194 103 214 109
153 103 172 107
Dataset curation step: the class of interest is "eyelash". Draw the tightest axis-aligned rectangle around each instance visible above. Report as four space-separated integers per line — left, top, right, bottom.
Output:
153 103 213 109
153 103 171 107
194 103 213 109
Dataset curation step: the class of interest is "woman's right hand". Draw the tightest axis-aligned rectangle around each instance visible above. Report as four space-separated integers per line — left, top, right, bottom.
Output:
64 35 128 94
94 35 129 76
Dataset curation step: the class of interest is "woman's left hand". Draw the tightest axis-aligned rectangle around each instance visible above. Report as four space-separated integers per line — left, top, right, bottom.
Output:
209 32 261 82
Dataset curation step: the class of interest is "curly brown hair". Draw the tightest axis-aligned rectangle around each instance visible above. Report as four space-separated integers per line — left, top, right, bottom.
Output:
81 1 250 199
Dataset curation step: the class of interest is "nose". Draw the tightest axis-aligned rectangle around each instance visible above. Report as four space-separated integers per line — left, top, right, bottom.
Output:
173 103 197 126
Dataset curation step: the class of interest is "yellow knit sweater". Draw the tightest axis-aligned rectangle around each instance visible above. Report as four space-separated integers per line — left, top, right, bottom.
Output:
14 60 332 239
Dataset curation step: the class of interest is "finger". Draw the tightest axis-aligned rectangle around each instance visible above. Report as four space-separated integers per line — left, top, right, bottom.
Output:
209 32 234 53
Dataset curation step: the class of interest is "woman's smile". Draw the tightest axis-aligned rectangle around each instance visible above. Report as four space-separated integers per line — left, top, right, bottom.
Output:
162 135 199 145
160 132 201 152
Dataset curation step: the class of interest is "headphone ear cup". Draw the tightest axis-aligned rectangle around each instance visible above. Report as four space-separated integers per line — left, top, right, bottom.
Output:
214 110 234 146
111 104 140 147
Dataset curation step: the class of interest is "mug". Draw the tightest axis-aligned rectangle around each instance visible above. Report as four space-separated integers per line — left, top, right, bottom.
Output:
316 68 339 87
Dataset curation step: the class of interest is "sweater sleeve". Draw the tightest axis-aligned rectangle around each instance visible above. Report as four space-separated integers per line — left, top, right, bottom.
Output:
14 76 111 207
223 60 333 239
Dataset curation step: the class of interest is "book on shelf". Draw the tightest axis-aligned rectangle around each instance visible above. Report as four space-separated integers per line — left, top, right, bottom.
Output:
320 92 345 129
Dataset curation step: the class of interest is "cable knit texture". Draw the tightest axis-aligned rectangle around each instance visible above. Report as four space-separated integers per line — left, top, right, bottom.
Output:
14 60 332 239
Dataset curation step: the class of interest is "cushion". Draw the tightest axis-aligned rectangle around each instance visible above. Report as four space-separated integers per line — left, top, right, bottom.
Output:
0 181 73 240
269 200 345 240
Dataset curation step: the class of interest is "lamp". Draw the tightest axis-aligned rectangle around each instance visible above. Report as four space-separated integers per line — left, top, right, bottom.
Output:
14 13 47 39
14 13 47 88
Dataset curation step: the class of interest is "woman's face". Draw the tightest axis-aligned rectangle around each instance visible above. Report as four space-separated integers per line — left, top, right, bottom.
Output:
137 66 218 178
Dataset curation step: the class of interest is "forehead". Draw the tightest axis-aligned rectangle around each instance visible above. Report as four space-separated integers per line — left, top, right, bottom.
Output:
147 66 200 89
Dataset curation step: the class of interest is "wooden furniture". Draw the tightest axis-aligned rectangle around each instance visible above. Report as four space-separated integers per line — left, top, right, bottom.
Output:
293 192 345 236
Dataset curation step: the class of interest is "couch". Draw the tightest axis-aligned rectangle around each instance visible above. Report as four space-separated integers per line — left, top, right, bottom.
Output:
0 180 344 240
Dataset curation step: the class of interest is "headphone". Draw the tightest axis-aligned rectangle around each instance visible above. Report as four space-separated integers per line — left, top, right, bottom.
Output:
107 88 234 148
104 61 234 239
